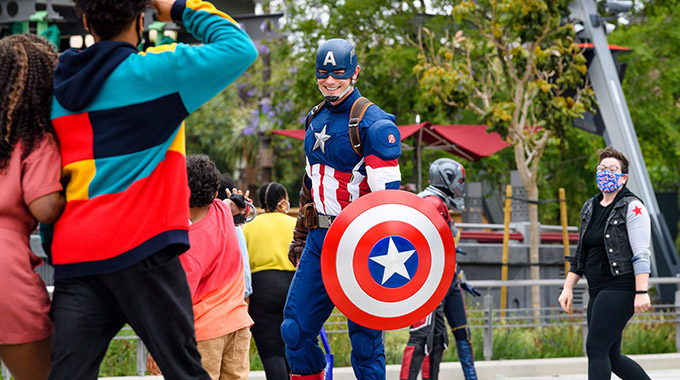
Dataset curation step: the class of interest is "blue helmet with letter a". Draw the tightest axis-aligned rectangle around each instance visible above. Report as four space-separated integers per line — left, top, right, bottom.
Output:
315 38 358 79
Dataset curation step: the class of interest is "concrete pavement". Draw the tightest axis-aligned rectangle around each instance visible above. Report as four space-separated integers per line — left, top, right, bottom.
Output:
102 353 680 379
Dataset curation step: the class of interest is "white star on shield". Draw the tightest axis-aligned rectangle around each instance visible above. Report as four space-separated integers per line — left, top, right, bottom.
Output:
369 237 416 285
313 124 331 153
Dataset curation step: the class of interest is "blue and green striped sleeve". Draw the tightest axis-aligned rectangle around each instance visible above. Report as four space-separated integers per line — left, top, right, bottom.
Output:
170 0 258 112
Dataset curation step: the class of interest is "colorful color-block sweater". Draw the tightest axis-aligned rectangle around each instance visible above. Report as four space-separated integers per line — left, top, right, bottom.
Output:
49 0 257 280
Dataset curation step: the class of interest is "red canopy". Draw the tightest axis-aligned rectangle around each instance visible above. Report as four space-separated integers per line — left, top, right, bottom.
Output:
270 129 306 140
270 122 509 162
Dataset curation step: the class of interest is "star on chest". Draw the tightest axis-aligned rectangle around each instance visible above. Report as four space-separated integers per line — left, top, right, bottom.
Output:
313 124 331 154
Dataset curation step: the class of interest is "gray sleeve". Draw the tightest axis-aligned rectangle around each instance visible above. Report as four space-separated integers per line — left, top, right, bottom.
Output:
626 200 651 275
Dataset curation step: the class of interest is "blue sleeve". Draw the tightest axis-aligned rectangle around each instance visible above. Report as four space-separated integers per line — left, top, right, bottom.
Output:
171 0 258 113
363 119 401 161
362 118 401 191
236 226 253 298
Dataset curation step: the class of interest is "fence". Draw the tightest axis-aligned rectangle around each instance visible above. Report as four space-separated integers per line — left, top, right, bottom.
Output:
3 278 679 378
466 277 680 360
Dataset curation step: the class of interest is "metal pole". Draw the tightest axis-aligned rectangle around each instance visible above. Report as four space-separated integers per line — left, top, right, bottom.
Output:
500 185 512 315
559 188 571 276
416 128 423 192
1 362 9 380
483 293 494 361
137 340 147 376
676 290 680 353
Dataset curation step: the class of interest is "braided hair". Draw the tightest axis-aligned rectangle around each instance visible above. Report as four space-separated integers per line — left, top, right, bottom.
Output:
74 0 150 41
0 34 59 173
258 182 288 212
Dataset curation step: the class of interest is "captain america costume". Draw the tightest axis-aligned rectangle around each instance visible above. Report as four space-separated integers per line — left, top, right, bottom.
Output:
281 88 401 380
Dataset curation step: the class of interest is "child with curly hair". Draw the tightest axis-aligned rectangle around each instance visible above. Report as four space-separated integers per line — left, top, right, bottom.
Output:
147 154 253 380
0 34 63 380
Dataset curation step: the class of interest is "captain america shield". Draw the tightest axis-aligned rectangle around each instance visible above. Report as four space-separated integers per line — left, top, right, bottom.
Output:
321 190 456 330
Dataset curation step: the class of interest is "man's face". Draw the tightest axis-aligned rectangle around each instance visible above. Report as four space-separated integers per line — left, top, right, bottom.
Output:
316 67 357 103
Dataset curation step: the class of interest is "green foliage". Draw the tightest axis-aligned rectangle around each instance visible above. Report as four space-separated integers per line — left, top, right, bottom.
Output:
420 0 595 140
184 0 678 226
100 311 676 375
622 316 677 354
608 3 680 192
185 85 256 174
249 338 264 370
243 0 445 195
99 329 138 377
277 0 427 127
535 127 603 225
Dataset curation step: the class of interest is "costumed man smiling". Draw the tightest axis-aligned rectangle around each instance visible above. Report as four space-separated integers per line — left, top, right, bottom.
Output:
283 38 402 380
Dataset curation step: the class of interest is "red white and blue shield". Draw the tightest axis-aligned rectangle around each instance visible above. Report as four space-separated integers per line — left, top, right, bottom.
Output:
321 190 456 330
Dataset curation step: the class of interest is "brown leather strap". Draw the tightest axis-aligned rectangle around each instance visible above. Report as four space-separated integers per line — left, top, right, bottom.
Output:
348 97 373 157
302 203 318 229
305 101 326 130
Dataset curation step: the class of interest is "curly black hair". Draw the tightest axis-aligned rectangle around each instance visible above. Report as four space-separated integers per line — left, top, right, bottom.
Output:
258 182 288 212
74 0 150 41
187 154 220 208
0 34 58 173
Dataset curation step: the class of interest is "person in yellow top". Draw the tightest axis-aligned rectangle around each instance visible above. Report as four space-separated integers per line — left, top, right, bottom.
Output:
242 182 296 380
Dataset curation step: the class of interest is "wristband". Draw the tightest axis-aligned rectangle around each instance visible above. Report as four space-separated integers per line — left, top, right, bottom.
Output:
635 290 648 294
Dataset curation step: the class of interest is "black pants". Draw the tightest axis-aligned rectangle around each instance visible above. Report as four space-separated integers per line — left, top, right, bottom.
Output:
250 270 294 380
443 282 471 341
586 289 650 380
48 248 209 380
400 304 447 380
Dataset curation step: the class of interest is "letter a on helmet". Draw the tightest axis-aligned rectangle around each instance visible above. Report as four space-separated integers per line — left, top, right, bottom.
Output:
316 38 357 79
323 51 337 66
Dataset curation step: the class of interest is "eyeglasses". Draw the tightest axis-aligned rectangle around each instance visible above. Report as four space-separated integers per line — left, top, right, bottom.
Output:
596 164 621 173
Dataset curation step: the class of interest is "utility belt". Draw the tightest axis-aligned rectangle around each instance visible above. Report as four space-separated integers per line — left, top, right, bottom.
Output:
301 203 336 229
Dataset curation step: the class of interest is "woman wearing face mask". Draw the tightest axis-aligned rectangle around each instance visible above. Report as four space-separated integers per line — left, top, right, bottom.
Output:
242 182 296 380
558 146 651 380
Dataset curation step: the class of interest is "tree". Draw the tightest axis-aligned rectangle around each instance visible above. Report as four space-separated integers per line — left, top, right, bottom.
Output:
414 0 596 310
607 2 680 193
184 85 257 176
184 0 432 201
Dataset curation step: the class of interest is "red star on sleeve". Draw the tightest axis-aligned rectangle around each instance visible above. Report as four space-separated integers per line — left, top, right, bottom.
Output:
633 205 642 216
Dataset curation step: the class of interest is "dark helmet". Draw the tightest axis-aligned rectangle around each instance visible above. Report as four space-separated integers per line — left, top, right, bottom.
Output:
421 158 466 211
315 38 357 80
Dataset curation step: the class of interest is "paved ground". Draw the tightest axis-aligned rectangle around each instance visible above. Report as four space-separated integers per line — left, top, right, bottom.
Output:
499 370 680 380
101 353 680 379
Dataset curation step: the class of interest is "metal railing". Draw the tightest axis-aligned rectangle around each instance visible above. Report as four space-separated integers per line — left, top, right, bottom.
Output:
463 277 680 360
2 278 679 378
322 278 680 361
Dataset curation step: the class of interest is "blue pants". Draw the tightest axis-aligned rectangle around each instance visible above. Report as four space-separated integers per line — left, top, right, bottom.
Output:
282 228 386 379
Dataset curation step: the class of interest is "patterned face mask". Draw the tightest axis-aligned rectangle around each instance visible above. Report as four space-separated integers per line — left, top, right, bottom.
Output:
596 170 625 193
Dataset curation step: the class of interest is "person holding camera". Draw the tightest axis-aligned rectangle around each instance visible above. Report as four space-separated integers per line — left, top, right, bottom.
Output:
147 154 252 380
46 0 257 378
